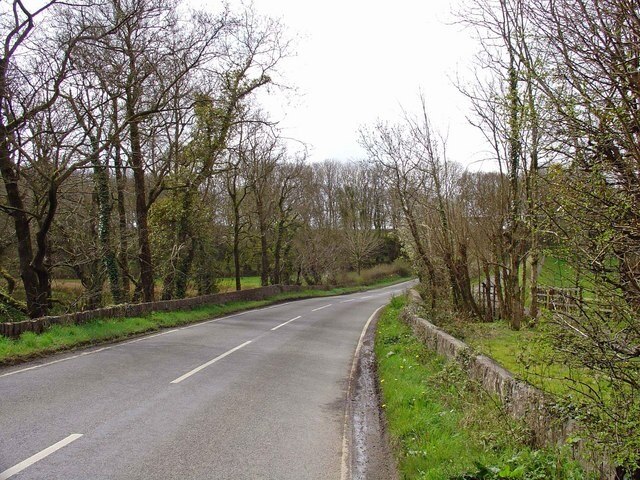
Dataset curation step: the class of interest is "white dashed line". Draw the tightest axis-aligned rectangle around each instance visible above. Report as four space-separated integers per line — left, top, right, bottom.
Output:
0 303 301 379
270 316 302 331
0 434 83 480
311 304 332 312
170 341 252 384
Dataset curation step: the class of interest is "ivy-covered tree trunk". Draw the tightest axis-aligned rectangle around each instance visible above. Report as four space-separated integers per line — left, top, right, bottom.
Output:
526 80 541 321
127 112 155 303
112 109 131 302
256 196 270 286
273 219 284 285
233 208 242 292
402 201 437 310
505 52 524 330
90 143 124 304
163 188 196 300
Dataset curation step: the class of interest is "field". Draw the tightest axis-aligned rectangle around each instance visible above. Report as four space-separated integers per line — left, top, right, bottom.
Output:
216 276 261 292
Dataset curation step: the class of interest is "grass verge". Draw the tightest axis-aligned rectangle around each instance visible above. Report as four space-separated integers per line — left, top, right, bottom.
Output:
375 296 590 480
0 276 412 366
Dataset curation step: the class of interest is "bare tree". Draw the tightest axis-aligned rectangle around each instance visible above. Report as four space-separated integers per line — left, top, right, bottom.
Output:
360 120 440 308
0 1 115 316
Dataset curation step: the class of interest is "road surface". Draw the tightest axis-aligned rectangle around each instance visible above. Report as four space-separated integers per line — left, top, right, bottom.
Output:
0 281 414 480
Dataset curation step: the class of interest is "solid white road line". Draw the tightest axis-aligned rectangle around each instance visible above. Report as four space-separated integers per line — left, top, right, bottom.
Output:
311 304 332 312
170 341 252 384
270 316 302 331
0 434 83 480
340 305 384 480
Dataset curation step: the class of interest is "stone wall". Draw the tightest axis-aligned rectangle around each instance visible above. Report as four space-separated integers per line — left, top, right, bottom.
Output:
0 284 313 338
402 289 612 478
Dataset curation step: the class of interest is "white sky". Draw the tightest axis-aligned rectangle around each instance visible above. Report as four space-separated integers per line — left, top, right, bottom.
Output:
227 0 491 169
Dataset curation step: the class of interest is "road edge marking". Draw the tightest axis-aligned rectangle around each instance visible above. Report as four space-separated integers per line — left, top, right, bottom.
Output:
0 433 83 480
340 305 384 480
170 341 252 384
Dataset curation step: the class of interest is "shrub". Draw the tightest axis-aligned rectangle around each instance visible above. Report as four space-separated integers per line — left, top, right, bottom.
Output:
392 257 412 277
360 263 398 284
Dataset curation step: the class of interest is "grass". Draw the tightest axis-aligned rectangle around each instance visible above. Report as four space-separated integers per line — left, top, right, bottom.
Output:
0 275 413 365
459 254 601 395
216 276 262 292
456 318 600 398
375 296 589 480
537 257 581 289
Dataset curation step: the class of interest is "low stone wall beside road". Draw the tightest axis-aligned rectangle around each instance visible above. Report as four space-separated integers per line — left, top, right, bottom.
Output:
0 284 313 338
401 289 611 478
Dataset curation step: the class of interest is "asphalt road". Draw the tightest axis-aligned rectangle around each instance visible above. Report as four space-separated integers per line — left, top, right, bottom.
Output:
0 281 415 480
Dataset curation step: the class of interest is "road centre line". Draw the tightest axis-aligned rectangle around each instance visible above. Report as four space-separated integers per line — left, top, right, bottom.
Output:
0 285 412 380
0 434 83 480
311 304 332 312
170 341 252 384
0 302 300 379
270 316 302 331
176 301 294 331
340 298 357 303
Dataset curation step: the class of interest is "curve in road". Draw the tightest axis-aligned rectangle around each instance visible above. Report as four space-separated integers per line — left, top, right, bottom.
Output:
0 280 416 480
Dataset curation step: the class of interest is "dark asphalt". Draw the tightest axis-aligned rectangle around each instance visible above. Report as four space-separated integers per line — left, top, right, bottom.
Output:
0 281 415 480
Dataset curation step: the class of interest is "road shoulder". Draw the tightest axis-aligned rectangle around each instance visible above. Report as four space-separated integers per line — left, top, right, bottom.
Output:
344 306 398 480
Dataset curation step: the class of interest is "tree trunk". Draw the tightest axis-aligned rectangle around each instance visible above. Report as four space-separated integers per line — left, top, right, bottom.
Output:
506 51 523 330
273 219 284 285
530 250 540 319
483 262 493 321
162 189 195 300
403 202 437 309
0 138 50 318
91 145 124 304
174 189 196 299
256 197 269 286
174 240 195 298
113 136 131 301
127 113 154 303
233 215 241 291
0 266 16 294
456 242 483 318
495 259 504 320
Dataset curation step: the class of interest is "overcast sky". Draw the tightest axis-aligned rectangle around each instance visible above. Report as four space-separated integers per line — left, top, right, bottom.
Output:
231 0 490 169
